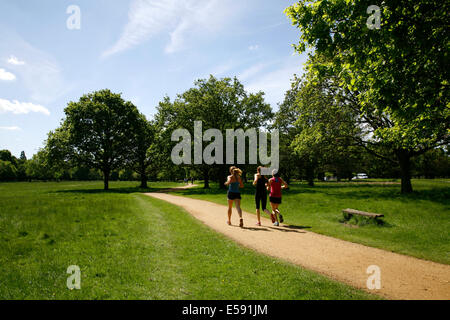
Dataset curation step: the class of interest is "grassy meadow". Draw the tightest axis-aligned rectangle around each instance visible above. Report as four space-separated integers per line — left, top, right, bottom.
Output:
0 181 377 300
172 179 450 264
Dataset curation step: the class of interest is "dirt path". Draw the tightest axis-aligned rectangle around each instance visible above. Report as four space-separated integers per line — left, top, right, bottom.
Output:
144 192 450 300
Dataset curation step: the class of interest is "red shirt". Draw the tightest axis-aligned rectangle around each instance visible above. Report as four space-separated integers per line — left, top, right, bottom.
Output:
270 178 282 198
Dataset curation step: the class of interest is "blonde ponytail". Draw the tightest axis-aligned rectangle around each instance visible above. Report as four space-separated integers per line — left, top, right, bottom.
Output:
233 168 243 177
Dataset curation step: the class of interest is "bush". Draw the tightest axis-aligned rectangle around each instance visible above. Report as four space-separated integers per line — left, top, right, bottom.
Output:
0 160 17 181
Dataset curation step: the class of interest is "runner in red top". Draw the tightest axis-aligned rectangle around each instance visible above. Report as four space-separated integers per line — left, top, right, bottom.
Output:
267 169 288 226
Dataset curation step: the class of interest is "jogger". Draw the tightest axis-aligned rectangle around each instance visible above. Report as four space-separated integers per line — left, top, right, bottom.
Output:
267 169 288 226
224 166 245 227
253 166 274 226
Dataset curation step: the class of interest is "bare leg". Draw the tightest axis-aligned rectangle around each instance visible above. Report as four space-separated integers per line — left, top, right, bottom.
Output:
256 209 261 224
227 200 233 225
235 199 243 227
271 203 279 223
235 199 243 218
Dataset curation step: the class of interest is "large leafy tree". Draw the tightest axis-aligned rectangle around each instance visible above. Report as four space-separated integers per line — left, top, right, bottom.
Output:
279 73 363 186
155 75 273 188
56 89 141 190
274 76 309 184
129 114 155 188
285 0 449 193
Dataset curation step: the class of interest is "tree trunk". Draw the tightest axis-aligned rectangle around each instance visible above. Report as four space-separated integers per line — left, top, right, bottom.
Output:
140 173 148 189
306 165 315 187
396 150 413 194
139 163 148 188
203 168 210 189
318 172 325 182
103 169 110 190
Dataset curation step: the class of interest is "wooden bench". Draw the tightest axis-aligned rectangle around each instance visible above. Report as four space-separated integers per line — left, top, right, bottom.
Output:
342 209 384 219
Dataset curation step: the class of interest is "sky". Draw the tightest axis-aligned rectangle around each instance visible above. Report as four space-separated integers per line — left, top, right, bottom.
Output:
0 0 308 158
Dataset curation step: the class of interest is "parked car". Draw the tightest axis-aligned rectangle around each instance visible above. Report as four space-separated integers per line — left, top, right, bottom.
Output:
352 173 369 180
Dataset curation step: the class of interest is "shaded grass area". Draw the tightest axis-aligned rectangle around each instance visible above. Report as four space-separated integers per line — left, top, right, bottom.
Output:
172 179 450 264
0 181 377 300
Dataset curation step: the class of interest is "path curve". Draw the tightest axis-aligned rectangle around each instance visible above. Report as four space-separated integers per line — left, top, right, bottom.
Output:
144 192 450 300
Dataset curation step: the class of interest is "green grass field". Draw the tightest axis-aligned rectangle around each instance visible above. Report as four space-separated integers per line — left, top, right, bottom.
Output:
0 181 377 300
172 179 450 264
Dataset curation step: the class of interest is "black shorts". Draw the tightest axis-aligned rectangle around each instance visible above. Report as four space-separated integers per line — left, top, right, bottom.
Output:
255 193 267 210
269 196 282 204
228 192 241 200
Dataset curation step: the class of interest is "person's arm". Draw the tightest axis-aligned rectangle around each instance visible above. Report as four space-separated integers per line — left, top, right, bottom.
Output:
239 177 244 188
281 178 289 190
253 174 259 186
266 179 272 191
224 176 232 186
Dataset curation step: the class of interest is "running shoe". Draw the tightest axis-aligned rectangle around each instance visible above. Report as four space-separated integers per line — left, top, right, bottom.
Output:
273 221 279 226
256 222 261 226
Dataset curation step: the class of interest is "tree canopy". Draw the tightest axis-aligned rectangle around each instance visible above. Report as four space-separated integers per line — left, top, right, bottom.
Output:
285 0 450 192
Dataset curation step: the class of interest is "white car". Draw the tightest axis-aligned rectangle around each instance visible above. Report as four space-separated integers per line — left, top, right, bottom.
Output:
352 173 369 180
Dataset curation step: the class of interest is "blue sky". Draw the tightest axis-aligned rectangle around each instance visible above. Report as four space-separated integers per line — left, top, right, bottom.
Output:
0 0 307 158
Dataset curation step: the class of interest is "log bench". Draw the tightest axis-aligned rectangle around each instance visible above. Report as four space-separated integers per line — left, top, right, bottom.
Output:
342 208 384 219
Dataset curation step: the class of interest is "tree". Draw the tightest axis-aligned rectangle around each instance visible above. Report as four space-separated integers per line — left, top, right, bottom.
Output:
25 149 54 181
155 75 273 188
274 76 304 184
414 148 450 178
17 151 28 181
0 150 16 165
58 89 141 190
129 114 155 188
0 160 17 181
285 0 450 192
276 73 363 186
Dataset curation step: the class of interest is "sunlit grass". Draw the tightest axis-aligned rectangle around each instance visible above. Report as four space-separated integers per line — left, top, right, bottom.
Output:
0 181 378 300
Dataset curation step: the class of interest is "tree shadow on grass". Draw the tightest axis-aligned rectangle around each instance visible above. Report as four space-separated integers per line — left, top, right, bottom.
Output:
320 187 450 206
53 186 173 195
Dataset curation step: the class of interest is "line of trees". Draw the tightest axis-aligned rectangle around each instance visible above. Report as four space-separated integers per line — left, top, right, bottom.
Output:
1 0 448 194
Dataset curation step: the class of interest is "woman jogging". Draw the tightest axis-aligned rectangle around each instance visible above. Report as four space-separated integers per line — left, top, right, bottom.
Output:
224 166 245 227
253 166 275 226
267 169 288 226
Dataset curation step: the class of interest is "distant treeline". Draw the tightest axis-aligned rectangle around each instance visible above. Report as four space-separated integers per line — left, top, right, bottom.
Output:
1 147 448 183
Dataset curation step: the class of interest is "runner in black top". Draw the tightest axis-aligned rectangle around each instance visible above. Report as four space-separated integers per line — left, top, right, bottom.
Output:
253 166 275 226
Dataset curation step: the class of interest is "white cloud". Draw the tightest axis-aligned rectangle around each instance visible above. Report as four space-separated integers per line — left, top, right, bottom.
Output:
210 61 235 77
248 45 259 51
0 98 50 116
245 55 307 107
7 55 25 65
103 0 239 57
0 29 68 104
238 63 268 81
0 126 21 131
0 68 16 81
